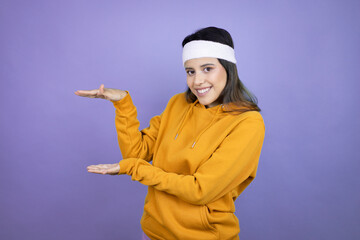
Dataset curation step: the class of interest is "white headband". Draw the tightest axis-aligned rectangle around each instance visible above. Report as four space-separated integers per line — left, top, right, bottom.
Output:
182 40 237 65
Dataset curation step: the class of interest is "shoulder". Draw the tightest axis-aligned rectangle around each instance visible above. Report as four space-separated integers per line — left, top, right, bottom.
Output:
231 111 265 132
165 92 189 109
168 92 187 103
237 111 263 122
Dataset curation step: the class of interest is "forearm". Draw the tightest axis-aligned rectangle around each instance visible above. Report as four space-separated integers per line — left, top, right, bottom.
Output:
112 93 159 160
119 154 257 205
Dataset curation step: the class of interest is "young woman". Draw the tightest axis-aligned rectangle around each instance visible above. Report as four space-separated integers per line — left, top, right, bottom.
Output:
75 27 265 240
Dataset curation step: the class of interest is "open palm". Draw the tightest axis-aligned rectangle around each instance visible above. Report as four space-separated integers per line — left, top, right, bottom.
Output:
74 84 127 101
87 163 120 175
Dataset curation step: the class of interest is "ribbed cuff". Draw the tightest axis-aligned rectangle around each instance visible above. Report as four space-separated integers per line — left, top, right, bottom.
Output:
111 91 135 114
118 158 136 175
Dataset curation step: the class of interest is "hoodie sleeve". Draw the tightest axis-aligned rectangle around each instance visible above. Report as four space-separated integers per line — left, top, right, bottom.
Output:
111 92 161 161
118 115 265 205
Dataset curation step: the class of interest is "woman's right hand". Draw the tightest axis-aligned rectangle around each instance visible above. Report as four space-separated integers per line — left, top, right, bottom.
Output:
74 84 127 102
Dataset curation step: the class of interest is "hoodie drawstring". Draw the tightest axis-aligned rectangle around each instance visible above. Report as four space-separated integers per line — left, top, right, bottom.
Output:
174 99 198 140
175 101 223 149
191 105 222 148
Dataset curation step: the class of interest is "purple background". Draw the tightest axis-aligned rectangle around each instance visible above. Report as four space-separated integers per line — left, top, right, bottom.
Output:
1 0 359 239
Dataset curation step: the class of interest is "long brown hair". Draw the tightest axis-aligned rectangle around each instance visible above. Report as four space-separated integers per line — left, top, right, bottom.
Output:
182 27 260 113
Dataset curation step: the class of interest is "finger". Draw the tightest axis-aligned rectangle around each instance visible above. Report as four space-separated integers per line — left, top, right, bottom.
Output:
87 164 112 170
87 167 102 173
99 84 105 95
87 163 117 169
87 164 111 169
87 165 102 169
89 169 111 175
88 167 109 174
87 169 106 174
75 89 99 97
87 165 107 171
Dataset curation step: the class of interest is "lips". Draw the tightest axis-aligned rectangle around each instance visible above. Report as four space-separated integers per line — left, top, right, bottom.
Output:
195 87 211 96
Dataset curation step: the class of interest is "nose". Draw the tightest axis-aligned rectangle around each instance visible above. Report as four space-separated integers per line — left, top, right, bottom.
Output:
193 72 205 85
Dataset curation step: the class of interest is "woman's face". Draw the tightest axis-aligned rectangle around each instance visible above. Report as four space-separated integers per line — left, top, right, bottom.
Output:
185 57 227 108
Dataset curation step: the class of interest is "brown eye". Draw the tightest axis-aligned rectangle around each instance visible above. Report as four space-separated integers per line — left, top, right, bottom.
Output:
186 70 195 76
203 67 212 73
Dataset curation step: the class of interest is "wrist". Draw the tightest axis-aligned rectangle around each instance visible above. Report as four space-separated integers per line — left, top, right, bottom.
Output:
119 90 127 100
110 90 128 102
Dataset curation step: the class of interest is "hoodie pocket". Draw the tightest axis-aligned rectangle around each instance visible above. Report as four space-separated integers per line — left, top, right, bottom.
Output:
200 205 218 236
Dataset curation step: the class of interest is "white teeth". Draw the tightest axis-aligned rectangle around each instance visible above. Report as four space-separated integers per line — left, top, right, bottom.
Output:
197 88 210 94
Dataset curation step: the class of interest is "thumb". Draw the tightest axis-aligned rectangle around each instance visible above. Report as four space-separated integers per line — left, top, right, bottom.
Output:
99 84 105 95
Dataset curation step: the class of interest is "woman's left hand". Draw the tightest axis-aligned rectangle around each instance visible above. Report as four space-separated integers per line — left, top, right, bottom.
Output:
87 163 120 175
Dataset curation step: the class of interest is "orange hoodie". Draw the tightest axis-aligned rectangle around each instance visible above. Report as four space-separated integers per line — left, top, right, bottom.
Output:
111 92 265 240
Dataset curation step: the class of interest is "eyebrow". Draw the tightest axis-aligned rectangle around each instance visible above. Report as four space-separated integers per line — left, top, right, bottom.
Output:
185 63 215 70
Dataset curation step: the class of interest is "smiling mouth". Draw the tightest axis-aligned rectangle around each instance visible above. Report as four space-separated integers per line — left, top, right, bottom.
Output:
196 87 211 95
